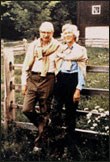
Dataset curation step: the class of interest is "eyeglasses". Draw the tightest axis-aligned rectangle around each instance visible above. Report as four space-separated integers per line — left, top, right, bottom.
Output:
40 31 52 35
63 31 73 36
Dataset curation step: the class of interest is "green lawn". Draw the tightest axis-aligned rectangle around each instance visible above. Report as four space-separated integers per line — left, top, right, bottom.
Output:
1 46 109 113
1 46 109 117
1 46 109 161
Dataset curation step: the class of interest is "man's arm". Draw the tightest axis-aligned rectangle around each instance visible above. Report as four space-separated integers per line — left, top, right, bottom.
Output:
21 41 36 95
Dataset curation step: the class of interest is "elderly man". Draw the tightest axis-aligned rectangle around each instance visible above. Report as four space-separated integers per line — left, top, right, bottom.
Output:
21 22 60 150
54 24 88 155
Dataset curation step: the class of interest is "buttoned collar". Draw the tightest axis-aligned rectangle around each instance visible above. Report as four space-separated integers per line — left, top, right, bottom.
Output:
70 42 76 49
64 42 76 50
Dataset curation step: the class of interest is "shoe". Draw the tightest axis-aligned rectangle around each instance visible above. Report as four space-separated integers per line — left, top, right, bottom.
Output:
33 136 42 153
33 146 42 152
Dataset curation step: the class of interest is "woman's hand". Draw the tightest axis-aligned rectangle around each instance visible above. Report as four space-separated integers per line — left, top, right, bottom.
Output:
73 89 80 102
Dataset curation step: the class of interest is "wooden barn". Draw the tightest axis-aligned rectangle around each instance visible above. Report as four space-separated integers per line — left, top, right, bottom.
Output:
77 1 109 47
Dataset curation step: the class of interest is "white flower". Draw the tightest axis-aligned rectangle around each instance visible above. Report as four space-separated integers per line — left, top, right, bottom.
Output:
107 130 109 134
95 106 100 109
98 108 104 113
100 113 106 117
105 111 109 116
84 108 89 111
105 126 109 131
93 123 98 127
86 112 92 119
91 110 98 114
87 119 91 124
95 117 100 122
90 127 94 130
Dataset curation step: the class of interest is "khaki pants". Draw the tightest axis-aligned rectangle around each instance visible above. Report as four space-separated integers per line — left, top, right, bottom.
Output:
22 72 55 115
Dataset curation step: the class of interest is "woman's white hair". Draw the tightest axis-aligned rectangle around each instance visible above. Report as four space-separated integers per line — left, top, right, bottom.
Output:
62 24 80 41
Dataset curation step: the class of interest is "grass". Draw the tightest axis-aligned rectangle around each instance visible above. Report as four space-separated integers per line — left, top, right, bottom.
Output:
1 46 109 130
86 47 109 65
1 45 109 161
1 121 109 161
79 95 109 111
1 46 109 116
86 73 109 88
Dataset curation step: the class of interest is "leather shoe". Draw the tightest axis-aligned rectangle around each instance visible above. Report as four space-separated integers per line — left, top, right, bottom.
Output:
33 146 42 152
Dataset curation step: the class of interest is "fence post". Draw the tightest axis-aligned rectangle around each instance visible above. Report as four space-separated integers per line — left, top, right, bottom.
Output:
3 47 15 129
23 38 28 52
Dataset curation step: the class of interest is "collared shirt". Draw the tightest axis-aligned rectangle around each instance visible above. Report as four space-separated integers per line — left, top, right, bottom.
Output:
59 43 85 90
31 52 56 73
21 39 61 86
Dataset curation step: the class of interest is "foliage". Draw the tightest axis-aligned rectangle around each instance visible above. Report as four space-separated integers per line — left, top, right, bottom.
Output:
87 47 109 65
79 95 109 111
1 1 76 40
1 1 21 39
77 106 109 134
1 42 109 161
86 109 109 134
1 121 109 161
86 73 109 89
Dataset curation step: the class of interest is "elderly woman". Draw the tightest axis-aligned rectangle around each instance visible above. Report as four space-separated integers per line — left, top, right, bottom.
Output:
54 23 88 154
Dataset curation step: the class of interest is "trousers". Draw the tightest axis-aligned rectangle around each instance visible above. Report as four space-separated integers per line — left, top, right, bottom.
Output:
54 71 78 140
22 72 55 127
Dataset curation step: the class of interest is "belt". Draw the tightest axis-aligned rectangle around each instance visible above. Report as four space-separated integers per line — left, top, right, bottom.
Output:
31 71 54 75
59 71 78 75
31 71 41 75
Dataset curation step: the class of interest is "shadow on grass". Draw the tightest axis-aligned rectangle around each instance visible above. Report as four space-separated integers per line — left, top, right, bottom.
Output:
1 121 109 162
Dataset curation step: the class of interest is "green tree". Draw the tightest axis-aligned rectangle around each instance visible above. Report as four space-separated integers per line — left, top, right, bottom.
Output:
1 1 77 40
51 1 77 37
15 1 60 38
1 1 60 39
1 1 19 39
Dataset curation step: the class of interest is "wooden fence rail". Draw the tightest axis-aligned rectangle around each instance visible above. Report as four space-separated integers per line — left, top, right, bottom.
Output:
1 41 109 138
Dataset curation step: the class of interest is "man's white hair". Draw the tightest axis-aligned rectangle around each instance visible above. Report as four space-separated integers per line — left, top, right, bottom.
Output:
39 22 54 32
62 24 80 41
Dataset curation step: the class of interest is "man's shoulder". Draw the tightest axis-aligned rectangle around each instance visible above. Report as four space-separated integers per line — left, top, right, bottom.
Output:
29 39 38 46
27 40 38 51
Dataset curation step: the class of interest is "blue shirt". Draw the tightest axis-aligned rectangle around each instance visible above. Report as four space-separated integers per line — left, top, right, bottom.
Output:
59 45 85 90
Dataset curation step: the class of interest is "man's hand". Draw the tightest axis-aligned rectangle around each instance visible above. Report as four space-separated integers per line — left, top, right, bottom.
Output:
57 53 65 59
73 89 80 102
22 85 27 95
